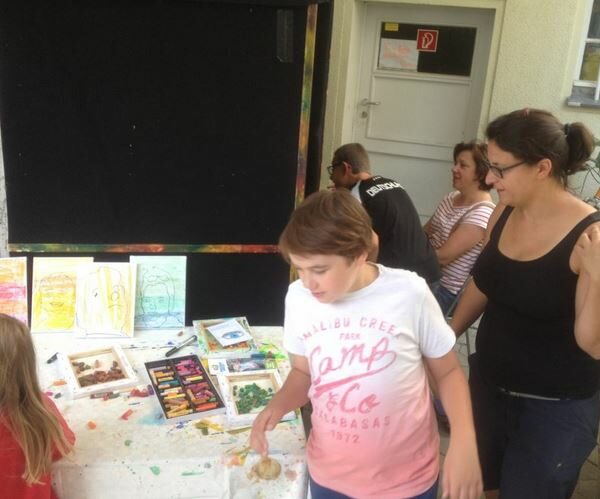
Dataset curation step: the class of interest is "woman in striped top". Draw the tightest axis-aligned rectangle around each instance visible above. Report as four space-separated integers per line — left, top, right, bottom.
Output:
424 142 494 315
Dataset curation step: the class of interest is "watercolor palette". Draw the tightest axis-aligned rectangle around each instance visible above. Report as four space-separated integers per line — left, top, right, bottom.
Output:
144 354 225 424
59 345 138 399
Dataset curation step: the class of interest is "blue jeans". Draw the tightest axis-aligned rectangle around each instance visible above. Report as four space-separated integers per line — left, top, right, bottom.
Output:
469 353 600 497
433 284 457 317
309 475 438 499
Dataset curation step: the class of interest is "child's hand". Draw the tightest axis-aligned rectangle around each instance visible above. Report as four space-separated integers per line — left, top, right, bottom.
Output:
576 225 600 283
441 437 482 499
249 404 286 457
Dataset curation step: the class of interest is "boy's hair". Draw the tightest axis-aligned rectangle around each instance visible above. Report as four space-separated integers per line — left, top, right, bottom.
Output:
279 189 373 261
0 314 73 484
332 143 371 173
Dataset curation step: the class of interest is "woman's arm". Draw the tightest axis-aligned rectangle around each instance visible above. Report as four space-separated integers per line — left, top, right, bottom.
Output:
425 351 482 499
449 277 487 337
435 224 486 266
423 217 433 237
250 354 311 456
573 224 600 359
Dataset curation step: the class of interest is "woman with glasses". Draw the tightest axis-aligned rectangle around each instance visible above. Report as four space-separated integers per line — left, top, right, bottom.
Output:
424 141 495 315
451 108 600 498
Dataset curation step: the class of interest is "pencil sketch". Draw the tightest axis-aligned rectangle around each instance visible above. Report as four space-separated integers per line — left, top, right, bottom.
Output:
75 263 136 337
131 256 186 330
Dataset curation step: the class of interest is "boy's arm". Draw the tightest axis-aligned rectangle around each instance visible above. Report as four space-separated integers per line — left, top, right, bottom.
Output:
425 351 482 499
250 353 311 456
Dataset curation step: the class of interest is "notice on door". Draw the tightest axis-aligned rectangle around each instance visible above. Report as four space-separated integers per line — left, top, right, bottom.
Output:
416 29 438 52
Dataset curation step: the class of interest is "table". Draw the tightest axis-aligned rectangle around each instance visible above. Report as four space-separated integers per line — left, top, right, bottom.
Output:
35 327 307 499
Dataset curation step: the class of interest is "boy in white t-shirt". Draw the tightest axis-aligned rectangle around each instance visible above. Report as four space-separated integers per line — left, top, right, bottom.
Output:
250 189 481 499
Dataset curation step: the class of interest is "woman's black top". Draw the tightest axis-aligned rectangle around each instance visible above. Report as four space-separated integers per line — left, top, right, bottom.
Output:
473 206 600 399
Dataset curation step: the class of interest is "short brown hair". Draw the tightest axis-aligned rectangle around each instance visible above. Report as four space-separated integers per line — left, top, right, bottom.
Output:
332 143 371 173
453 141 491 191
279 189 373 261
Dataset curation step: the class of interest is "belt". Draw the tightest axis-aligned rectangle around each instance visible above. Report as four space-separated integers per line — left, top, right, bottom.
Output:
498 387 563 401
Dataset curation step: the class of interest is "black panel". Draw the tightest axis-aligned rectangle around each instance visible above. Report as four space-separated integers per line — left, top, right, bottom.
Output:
0 2 306 244
1 2 332 324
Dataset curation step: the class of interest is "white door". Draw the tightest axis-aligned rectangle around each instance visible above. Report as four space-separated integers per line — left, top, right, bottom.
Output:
353 3 494 220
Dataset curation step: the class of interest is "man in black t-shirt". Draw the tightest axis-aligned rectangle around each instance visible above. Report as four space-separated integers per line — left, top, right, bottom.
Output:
328 143 440 286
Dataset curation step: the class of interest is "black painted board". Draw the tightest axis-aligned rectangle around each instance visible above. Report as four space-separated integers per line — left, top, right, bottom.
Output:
0 1 306 244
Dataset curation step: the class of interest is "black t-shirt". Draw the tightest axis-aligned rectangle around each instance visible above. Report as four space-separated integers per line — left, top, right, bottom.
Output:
473 206 600 399
357 176 440 284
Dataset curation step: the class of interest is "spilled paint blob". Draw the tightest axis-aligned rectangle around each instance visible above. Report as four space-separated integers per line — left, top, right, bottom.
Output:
284 469 297 481
137 412 165 426
181 471 205 476
149 466 161 476
203 462 212 469
124 440 132 447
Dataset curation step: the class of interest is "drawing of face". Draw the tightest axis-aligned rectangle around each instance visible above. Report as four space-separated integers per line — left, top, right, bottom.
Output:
39 273 76 313
82 266 128 332
38 273 76 329
139 268 174 327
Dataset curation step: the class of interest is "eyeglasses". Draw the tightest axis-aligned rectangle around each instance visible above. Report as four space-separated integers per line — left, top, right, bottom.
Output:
487 160 526 179
327 162 343 175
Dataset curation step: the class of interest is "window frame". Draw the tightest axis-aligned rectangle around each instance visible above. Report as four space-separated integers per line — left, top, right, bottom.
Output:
573 0 600 99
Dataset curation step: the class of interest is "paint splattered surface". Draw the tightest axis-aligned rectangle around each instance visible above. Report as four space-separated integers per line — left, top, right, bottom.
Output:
37 327 307 499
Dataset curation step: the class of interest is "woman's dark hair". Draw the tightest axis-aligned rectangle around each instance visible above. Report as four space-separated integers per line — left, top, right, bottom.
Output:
486 108 594 186
453 141 491 191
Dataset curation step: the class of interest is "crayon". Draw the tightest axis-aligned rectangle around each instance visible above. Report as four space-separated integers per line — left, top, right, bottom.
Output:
194 402 218 411
167 408 193 418
164 393 186 400
120 409 134 420
46 352 59 364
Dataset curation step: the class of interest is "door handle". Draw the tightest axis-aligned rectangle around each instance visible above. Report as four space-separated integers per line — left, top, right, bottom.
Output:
360 98 381 106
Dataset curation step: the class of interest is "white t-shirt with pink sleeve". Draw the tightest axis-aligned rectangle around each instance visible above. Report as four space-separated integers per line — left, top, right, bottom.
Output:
283 264 456 498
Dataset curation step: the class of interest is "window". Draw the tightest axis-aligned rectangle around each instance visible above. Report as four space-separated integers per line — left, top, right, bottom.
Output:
568 0 600 106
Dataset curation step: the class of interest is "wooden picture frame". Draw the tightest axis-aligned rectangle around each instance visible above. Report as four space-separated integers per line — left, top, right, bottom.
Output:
58 345 138 398
217 369 295 428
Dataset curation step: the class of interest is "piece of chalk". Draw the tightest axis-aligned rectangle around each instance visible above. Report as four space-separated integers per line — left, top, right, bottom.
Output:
120 409 134 420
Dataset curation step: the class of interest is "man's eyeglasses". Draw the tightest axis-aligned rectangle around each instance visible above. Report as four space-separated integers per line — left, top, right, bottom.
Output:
327 162 343 175
487 160 526 179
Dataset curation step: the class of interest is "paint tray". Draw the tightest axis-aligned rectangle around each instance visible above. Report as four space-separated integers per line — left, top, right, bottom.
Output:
145 354 226 424
59 345 138 399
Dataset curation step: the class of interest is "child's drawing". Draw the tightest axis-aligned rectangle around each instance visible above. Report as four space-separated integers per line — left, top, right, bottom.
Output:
0 257 27 324
31 257 93 333
75 262 136 337
130 256 186 329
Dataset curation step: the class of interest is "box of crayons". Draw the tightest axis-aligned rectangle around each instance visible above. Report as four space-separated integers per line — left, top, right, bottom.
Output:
145 354 225 423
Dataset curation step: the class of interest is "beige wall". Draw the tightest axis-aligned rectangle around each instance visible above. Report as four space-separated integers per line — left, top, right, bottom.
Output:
321 0 600 198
